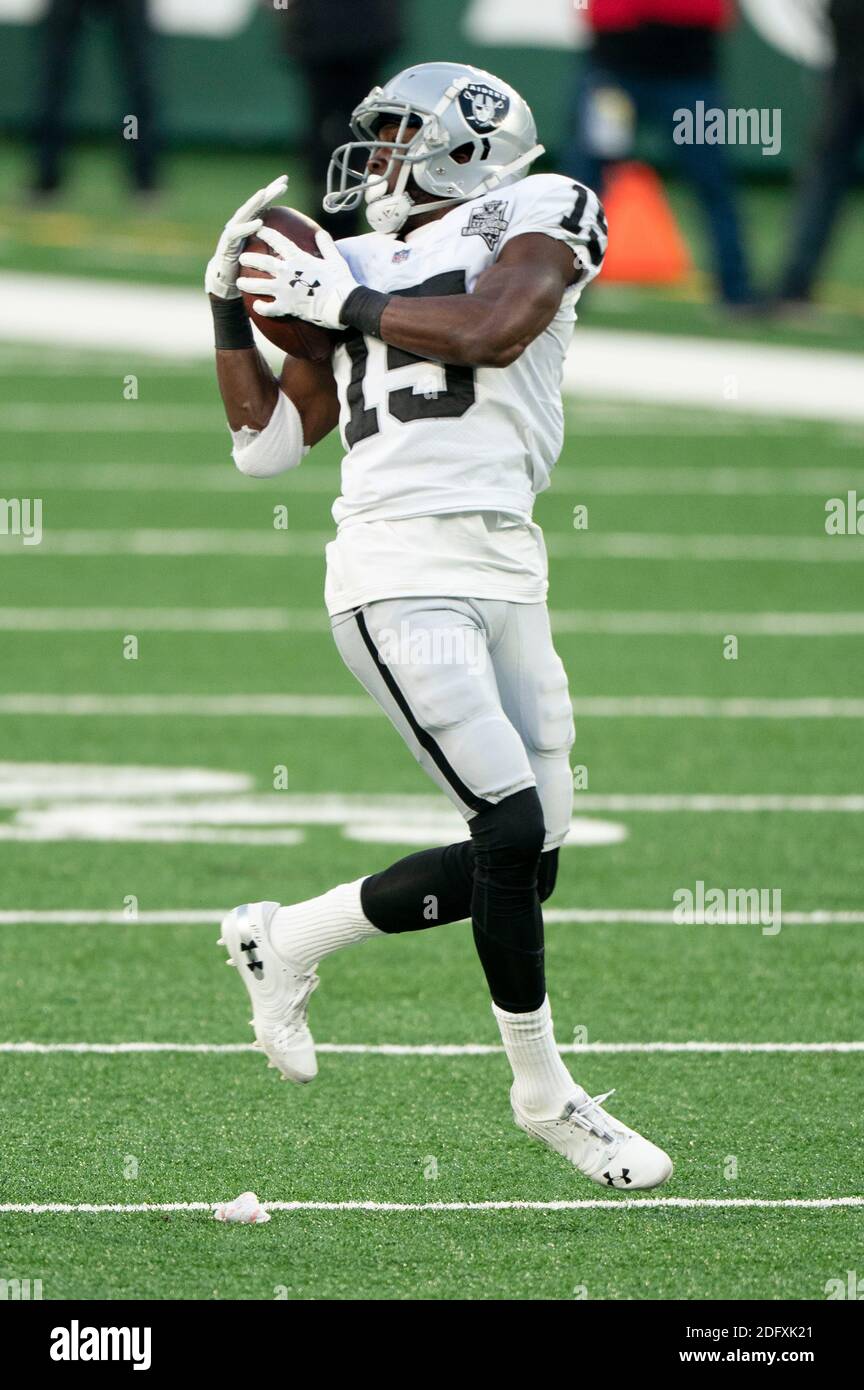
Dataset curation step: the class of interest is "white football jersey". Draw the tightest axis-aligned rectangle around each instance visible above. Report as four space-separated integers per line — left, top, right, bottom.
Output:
331 173 606 528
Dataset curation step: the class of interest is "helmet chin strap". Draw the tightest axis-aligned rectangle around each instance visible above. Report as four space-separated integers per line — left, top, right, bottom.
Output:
364 141 546 235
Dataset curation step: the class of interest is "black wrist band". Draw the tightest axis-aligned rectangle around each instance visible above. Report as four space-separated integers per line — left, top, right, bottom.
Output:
340 286 391 338
210 295 255 350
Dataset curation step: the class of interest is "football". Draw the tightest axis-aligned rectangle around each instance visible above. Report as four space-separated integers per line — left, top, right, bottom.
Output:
240 206 340 361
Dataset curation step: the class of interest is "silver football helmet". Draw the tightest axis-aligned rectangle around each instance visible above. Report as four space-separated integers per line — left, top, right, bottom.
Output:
324 61 544 234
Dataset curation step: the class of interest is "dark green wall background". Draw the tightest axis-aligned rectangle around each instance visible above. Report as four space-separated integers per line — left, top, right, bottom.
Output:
0 3 828 173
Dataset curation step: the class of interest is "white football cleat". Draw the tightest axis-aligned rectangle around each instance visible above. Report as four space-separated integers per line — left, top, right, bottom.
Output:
218 901 319 1084
512 1086 673 1190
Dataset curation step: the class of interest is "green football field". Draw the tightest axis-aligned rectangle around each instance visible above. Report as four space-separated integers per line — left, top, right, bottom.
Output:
0 336 862 1301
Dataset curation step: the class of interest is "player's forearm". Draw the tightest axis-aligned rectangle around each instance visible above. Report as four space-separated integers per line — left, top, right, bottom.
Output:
214 344 279 432
376 294 527 369
210 293 279 431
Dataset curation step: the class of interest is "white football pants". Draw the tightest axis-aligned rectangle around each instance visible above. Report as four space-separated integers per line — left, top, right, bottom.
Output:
330 597 575 850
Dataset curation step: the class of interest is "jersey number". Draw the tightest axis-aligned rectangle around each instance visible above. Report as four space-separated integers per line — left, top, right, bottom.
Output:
343 270 476 448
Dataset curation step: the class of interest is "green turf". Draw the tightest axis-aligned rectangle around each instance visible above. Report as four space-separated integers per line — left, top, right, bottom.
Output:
0 344 862 1300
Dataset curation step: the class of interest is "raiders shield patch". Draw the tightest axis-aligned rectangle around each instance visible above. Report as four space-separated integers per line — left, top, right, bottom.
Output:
461 199 511 252
458 83 510 135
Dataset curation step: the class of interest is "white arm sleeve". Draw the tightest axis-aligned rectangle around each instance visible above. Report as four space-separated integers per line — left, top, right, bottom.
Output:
230 388 309 478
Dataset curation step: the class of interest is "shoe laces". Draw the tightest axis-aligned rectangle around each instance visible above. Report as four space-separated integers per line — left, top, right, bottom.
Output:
271 971 319 1045
561 1089 618 1146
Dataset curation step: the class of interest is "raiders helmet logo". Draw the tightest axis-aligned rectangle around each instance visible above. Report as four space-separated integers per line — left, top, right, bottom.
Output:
458 83 510 135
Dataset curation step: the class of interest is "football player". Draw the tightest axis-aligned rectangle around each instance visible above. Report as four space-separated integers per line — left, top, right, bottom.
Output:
206 61 672 1190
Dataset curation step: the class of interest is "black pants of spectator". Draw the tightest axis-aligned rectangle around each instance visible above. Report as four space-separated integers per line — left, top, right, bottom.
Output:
299 56 386 237
33 0 159 194
564 61 753 305
778 67 864 302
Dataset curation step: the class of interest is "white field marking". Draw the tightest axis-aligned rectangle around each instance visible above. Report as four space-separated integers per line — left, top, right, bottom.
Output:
2 528 862 563
0 607 328 633
568 794 864 812
0 1198 861 1214
0 813 621 849
0 529 331 556
0 405 225 432
543 533 864 563
4 608 864 638
0 693 374 717
0 771 623 850
0 909 860 926
552 466 864 495
3 693 864 719
1 1041 862 1056
0 762 249 801
4 768 852 815
561 328 864 424
551 611 864 637
545 910 864 925
3 272 864 422
7 461 863 496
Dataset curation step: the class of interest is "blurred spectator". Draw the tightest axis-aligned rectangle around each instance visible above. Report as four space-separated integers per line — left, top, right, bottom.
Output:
272 0 405 235
564 0 753 307
777 0 864 305
31 0 160 200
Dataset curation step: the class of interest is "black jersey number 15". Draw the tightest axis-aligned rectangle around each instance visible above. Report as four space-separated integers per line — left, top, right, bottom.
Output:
342 270 477 448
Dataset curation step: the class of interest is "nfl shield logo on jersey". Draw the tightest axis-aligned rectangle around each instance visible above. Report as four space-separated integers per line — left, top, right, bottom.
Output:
461 199 511 252
391 247 412 264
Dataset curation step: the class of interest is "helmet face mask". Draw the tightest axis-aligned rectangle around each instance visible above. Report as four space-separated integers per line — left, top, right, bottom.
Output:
325 100 451 215
324 62 544 233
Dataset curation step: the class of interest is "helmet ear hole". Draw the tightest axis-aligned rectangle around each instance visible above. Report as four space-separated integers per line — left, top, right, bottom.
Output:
451 141 475 165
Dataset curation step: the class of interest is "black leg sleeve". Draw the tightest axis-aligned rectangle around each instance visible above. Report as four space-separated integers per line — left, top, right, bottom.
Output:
361 837 561 936
361 839 475 933
469 788 547 1014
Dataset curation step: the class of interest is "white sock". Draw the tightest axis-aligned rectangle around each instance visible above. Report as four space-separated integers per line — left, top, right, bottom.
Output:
270 878 382 972
492 996 576 1117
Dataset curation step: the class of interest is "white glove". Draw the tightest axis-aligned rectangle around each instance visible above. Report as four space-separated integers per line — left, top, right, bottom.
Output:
204 174 289 300
237 227 360 330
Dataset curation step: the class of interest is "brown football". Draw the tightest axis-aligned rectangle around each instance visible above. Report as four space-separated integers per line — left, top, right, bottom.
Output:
241 206 341 361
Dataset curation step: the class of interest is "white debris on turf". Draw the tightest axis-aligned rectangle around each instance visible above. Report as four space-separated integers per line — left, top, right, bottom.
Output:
213 1192 271 1224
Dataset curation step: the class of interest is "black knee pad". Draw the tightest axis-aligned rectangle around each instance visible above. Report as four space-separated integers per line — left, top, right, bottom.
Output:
470 787 546 870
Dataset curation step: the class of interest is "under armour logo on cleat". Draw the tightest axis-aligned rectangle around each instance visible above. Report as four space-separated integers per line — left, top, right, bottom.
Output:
603 1169 632 1187
240 939 263 978
289 272 320 296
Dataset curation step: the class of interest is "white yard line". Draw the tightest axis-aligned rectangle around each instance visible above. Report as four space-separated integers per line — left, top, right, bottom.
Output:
0 909 860 925
0 405 228 432
550 611 864 636
561 329 864 424
569 795 864 810
0 529 331 556
0 607 327 632
1 528 861 562
2 694 863 718
6 461 863 494
3 607 864 637
0 694 375 717
0 1041 861 1055
0 1198 861 1214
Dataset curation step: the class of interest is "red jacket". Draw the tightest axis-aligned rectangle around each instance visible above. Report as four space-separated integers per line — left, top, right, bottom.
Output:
587 0 733 28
